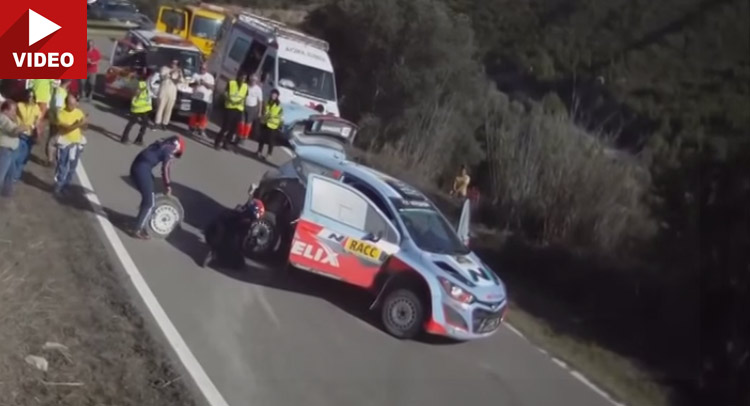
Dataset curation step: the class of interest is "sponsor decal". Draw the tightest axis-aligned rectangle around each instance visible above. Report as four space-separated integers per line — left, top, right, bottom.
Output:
291 239 339 267
344 238 382 261
0 3 86 78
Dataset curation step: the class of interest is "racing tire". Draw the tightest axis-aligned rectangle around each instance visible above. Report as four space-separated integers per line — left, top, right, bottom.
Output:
146 194 184 239
244 212 281 260
381 289 425 340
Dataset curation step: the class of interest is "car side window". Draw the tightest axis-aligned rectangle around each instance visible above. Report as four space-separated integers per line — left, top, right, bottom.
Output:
344 179 395 222
309 177 398 244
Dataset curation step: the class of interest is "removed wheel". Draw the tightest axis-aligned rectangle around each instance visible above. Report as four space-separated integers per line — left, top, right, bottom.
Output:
381 288 425 339
147 194 184 239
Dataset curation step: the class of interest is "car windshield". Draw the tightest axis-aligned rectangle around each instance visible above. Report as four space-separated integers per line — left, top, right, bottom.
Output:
147 49 200 75
191 16 222 40
398 208 469 255
277 58 336 102
106 3 137 12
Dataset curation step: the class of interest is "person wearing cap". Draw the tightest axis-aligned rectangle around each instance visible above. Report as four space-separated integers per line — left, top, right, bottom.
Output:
256 89 283 159
238 74 263 144
128 135 185 239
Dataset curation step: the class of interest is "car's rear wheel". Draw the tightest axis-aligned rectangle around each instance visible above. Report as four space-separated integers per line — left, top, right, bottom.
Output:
243 213 278 258
381 289 425 339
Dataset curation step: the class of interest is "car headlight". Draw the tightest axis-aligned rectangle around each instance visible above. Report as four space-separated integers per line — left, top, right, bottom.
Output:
438 277 474 304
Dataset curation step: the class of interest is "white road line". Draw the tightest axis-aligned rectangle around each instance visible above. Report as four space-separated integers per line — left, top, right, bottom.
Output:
504 322 527 339
570 370 626 406
75 163 231 406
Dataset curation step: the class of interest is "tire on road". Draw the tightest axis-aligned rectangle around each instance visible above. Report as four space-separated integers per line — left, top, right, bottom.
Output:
147 194 184 239
381 288 426 339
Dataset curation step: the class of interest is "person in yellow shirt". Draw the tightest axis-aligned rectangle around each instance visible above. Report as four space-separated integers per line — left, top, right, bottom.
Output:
12 90 43 182
53 94 87 197
450 165 471 199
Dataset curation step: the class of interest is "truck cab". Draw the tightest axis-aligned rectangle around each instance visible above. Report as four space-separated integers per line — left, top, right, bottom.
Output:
156 3 226 57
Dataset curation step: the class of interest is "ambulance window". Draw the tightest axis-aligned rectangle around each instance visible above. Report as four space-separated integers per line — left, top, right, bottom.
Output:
228 38 250 63
260 55 276 83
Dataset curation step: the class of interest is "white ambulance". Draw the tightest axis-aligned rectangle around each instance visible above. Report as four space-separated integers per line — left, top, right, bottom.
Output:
208 12 340 117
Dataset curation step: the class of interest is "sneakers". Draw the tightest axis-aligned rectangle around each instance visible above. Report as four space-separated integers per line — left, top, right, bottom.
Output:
132 229 150 240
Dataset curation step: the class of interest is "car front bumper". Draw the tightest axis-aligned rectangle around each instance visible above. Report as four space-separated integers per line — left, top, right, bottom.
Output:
427 296 507 340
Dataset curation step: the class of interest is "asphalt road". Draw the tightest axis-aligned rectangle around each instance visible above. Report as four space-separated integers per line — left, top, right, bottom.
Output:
79 35 614 406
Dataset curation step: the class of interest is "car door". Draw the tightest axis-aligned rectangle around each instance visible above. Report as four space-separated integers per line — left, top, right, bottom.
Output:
289 174 401 288
457 198 471 246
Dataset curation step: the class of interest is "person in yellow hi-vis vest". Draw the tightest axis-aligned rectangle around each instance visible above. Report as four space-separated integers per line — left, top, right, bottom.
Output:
256 89 283 160
29 79 53 117
121 69 153 145
214 72 248 150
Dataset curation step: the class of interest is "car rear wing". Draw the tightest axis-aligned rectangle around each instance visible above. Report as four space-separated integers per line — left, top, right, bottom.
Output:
287 115 359 151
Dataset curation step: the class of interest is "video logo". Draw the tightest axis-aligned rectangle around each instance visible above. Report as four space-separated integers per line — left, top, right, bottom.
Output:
0 2 86 79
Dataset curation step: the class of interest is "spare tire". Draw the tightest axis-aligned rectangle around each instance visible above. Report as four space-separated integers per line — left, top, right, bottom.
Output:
147 194 184 239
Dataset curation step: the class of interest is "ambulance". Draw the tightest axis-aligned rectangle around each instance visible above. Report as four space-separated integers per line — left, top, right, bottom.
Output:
207 11 340 117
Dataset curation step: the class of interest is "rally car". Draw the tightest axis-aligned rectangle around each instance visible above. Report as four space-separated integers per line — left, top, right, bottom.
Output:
252 116 508 341
104 29 202 115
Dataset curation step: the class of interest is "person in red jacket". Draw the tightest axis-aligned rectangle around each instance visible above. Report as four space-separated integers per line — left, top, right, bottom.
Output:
80 40 101 101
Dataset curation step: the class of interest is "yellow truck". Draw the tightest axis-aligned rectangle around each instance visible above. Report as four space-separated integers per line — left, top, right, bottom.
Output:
155 3 227 57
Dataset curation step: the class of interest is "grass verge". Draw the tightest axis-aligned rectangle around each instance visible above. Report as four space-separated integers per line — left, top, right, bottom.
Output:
0 151 196 406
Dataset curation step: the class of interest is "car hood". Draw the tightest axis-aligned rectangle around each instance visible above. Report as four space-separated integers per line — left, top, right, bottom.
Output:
421 250 507 304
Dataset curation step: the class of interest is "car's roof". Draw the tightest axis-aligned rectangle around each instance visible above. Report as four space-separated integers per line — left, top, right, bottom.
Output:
131 30 200 52
339 161 432 205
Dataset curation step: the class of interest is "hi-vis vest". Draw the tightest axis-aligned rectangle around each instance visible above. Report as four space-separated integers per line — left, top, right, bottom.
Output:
31 79 53 104
131 81 152 114
264 102 283 130
225 80 248 111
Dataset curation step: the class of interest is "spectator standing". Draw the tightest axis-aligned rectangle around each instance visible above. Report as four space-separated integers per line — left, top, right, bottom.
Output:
53 94 87 197
188 62 214 138
450 165 471 199
0 101 28 198
46 79 71 166
154 59 183 130
256 89 283 159
80 40 101 101
121 69 153 145
239 74 263 145
13 90 42 182
214 72 248 150
29 79 53 118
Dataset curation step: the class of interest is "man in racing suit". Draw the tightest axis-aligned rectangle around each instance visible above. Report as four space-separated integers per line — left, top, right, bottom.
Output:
129 135 185 239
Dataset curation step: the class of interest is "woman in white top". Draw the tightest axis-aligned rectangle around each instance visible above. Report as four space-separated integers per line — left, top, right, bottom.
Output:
238 74 263 144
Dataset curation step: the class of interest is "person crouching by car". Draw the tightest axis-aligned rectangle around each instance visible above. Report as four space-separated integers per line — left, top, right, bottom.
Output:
121 69 152 145
256 89 283 160
188 63 214 138
129 135 185 239
214 72 248 150
13 90 43 182
53 94 88 197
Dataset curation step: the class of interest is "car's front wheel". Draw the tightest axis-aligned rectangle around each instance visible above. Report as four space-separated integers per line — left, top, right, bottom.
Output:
381 289 425 339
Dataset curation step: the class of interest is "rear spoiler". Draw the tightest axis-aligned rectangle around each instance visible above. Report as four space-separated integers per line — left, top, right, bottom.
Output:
287 115 359 151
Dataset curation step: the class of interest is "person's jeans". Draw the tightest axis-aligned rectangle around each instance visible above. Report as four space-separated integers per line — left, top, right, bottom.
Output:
130 162 155 232
12 134 34 182
0 146 15 197
54 143 83 194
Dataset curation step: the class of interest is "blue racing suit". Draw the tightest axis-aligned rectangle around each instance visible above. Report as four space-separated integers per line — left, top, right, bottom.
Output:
130 139 177 232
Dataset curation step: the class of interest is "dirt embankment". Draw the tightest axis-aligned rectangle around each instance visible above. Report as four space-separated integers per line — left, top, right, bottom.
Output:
0 152 195 406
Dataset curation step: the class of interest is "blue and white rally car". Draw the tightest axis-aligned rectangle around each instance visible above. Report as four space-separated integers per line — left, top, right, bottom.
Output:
252 115 508 340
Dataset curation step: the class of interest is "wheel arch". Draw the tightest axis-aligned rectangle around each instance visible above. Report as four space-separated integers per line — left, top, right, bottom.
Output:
370 256 433 320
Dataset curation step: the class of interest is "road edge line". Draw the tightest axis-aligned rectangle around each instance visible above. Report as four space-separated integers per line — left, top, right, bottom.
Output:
75 162 231 406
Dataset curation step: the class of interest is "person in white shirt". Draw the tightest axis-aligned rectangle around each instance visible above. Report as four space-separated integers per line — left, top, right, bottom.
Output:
188 63 215 137
238 74 263 144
